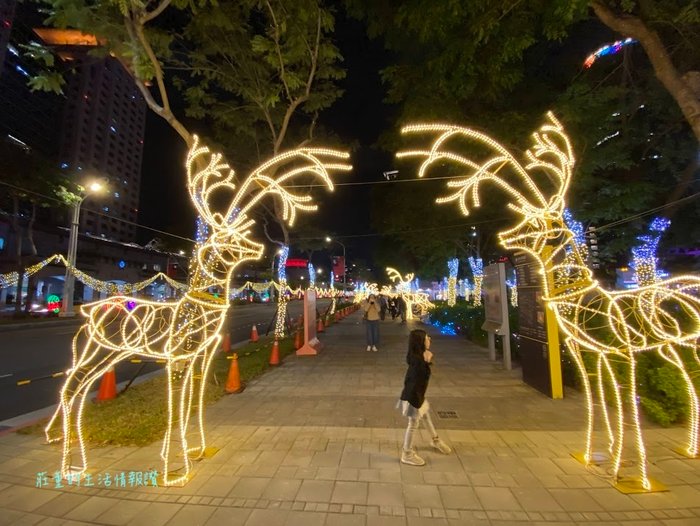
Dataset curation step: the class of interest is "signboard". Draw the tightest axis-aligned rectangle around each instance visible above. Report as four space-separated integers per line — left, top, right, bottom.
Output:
286 258 308 268
296 288 322 355
481 263 511 370
514 251 562 399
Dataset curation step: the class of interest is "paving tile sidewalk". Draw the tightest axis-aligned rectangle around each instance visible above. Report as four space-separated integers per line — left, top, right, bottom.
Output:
0 311 699 525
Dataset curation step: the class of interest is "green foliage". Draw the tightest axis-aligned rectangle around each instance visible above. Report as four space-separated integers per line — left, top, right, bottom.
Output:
637 351 698 427
18 337 298 446
427 300 519 353
176 0 345 166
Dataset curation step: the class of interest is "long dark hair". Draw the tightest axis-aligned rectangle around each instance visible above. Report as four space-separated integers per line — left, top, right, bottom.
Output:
407 329 427 364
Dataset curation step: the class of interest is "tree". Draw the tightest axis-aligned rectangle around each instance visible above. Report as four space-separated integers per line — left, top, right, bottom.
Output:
348 0 700 271
174 0 345 245
0 141 76 314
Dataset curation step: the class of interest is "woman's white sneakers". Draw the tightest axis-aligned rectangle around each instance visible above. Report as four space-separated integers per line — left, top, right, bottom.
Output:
371 346 378 352
400 449 425 466
366 345 372 352
432 437 452 454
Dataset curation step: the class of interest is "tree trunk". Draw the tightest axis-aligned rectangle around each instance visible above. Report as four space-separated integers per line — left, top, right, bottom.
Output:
591 1 700 144
22 203 39 314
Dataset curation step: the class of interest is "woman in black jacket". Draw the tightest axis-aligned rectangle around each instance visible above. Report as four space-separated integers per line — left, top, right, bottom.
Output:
398 329 452 466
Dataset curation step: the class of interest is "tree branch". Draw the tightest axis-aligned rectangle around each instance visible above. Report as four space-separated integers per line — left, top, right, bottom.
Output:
126 14 193 146
591 0 700 143
265 0 292 102
142 0 172 24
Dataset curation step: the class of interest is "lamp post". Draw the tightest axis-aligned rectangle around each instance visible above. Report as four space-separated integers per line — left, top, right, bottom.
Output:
325 237 346 293
60 182 103 317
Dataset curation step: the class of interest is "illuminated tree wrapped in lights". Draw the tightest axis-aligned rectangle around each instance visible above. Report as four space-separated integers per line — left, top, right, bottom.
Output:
447 258 459 306
632 217 671 287
308 262 315 288
275 245 290 339
329 271 336 314
468 257 483 306
399 112 700 491
505 277 518 307
46 137 350 486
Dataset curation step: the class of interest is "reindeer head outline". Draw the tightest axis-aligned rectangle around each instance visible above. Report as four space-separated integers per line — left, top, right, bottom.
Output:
397 112 576 259
186 136 352 282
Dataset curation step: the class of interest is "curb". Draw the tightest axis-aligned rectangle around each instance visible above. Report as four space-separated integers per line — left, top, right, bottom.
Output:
0 318 83 332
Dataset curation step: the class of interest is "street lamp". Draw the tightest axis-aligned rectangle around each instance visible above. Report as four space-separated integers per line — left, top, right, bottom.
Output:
325 236 346 292
60 181 103 317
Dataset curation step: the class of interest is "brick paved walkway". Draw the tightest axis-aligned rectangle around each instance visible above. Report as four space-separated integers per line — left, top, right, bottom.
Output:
0 311 698 525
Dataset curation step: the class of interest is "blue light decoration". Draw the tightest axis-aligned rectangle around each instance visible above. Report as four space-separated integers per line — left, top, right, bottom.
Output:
447 257 458 307
430 319 457 336
563 208 586 249
631 217 671 286
278 245 289 281
308 263 315 288
118 260 126 269
329 271 336 314
505 276 518 307
584 38 636 68
468 257 483 306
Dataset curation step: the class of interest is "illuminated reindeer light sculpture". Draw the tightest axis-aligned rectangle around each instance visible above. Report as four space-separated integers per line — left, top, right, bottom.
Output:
46 136 350 486
398 112 700 491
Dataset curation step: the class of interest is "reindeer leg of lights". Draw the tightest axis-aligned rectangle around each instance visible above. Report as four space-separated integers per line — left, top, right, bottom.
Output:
566 340 596 464
658 343 699 457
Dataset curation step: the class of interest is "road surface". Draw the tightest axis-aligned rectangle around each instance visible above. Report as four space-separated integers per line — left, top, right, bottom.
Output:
0 299 332 422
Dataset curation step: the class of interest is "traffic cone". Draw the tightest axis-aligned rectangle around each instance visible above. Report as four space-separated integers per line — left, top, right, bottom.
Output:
250 325 259 343
294 328 303 350
317 318 325 333
221 331 231 353
335 311 340 322
96 366 117 402
269 340 280 366
225 353 243 394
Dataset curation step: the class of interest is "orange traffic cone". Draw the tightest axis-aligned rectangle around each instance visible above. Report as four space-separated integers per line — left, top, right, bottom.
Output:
221 331 231 352
294 328 303 350
225 353 243 394
317 318 325 333
269 340 280 366
250 325 259 342
96 366 117 402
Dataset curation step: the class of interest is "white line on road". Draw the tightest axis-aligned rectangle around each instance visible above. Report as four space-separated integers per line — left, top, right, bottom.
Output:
0 374 13 379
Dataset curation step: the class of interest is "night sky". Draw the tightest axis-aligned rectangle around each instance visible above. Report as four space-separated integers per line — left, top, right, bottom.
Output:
139 13 393 269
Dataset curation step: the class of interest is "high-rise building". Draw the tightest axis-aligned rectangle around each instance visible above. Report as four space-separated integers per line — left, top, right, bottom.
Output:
0 1 62 157
52 50 147 242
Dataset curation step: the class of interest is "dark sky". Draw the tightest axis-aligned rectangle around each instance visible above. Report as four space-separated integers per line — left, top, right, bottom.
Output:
139 13 393 271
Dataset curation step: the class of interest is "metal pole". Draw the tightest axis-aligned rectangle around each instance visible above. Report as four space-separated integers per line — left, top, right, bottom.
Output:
342 242 346 293
60 200 82 317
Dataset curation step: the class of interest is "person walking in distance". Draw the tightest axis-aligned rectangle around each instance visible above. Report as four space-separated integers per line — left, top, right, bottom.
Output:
398 294 407 324
379 294 388 321
363 293 381 352
398 329 452 465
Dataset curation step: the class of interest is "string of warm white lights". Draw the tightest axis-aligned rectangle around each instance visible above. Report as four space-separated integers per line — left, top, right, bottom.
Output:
447 258 458 306
47 135 350 486
0 253 189 294
399 111 700 492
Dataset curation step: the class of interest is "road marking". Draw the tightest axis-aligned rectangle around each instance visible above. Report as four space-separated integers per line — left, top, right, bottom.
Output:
0 374 12 379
